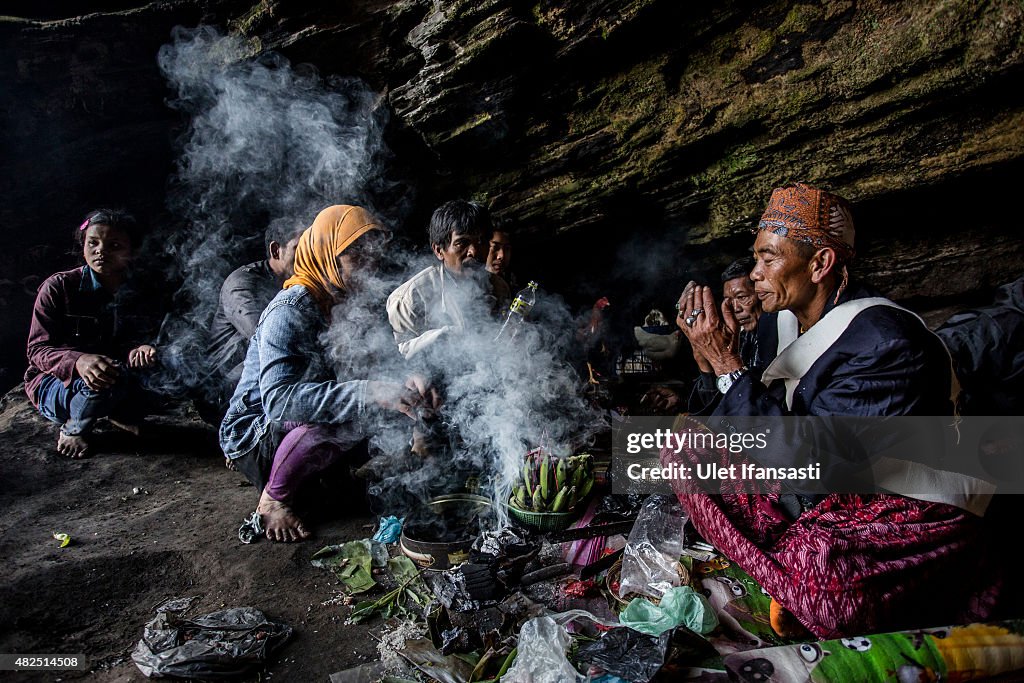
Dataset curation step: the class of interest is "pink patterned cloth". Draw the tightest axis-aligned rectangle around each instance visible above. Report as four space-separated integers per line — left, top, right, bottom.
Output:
661 442 1002 639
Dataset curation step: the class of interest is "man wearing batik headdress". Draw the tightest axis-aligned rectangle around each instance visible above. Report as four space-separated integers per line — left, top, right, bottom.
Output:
665 183 1003 640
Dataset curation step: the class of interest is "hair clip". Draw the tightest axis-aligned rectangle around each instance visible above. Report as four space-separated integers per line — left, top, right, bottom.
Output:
79 220 90 231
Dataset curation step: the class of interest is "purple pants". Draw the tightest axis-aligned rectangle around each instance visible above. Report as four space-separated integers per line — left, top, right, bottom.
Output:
264 423 346 503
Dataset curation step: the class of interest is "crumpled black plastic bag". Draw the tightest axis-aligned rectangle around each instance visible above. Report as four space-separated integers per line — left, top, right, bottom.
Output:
576 625 717 682
131 605 292 679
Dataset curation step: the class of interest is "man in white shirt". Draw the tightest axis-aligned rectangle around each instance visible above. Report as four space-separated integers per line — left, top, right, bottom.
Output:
387 200 511 361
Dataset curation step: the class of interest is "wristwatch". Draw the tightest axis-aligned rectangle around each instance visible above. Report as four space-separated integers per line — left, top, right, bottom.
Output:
716 367 748 395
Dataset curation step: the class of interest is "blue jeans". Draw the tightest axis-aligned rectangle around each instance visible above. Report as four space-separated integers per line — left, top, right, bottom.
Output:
34 374 145 436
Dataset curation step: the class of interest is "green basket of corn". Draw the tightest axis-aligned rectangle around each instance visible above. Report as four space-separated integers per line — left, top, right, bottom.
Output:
507 450 595 532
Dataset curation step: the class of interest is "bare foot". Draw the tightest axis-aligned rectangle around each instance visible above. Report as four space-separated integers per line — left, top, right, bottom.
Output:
57 431 91 459
108 418 143 436
257 489 310 542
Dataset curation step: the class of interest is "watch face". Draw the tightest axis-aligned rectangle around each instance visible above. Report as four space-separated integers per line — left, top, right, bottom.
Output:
717 374 731 394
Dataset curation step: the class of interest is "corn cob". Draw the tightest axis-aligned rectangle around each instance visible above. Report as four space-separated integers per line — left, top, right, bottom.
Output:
514 485 529 509
555 457 567 491
539 454 551 502
550 485 570 512
531 486 545 511
522 460 534 498
572 460 585 487
578 471 594 499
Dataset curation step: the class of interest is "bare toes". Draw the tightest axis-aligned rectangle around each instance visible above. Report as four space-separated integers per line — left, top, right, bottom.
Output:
57 433 90 459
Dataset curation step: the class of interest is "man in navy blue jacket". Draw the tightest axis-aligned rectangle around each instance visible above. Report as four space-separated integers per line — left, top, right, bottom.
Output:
666 183 1001 639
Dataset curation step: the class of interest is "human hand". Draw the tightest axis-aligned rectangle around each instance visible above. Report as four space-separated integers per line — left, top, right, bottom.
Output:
642 386 681 414
677 285 743 376
128 345 157 368
674 282 712 371
675 281 700 333
367 376 441 421
75 353 121 390
401 374 441 420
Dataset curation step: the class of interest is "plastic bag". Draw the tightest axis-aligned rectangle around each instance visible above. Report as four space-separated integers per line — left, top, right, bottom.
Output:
372 515 404 543
618 495 686 599
619 585 718 635
131 604 291 679
502 610 617 683
577 625 717 683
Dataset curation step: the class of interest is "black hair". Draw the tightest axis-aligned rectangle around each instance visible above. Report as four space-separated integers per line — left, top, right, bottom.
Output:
74 208 144 249
720 256 755 283
264 217 307 256
428 200 491 249
489 217 515 242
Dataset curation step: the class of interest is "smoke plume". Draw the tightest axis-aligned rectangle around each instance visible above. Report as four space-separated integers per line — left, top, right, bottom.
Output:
153 26 604 526
154 25 402 396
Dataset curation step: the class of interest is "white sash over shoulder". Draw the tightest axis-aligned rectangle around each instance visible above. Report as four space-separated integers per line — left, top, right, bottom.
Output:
758 298 989 515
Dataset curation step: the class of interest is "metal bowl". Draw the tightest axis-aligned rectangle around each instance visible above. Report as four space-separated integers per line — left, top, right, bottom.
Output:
400 494 492 570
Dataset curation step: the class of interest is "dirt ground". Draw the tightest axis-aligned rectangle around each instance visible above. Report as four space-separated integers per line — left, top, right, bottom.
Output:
0 388 384 682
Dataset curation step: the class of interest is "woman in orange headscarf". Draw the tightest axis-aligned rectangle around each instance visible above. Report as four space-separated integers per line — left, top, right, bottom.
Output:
220 205 436 542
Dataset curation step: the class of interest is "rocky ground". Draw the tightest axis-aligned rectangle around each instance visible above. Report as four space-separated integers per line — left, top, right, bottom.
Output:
0 388 383 682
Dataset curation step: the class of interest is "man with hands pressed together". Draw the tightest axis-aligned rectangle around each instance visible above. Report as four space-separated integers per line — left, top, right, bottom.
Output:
664 183 1001 639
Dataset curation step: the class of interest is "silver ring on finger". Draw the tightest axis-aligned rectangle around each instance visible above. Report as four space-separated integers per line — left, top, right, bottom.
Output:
691 308 703 316
685 315 697 327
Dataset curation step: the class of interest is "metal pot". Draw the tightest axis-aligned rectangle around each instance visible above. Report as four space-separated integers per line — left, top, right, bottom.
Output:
400 494 492 571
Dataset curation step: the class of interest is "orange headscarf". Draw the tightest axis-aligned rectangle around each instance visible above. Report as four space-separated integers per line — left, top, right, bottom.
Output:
283 205 382 314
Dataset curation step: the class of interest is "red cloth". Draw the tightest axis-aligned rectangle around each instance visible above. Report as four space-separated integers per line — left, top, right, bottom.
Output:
661 442 1001 639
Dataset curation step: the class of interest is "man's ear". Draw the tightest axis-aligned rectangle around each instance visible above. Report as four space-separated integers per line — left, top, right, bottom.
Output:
809 247 838 284
268 240 281 261
432 243 444 261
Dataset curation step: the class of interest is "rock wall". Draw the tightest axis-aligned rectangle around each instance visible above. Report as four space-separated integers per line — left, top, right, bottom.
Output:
251 0 1024 307
3 0 1023 388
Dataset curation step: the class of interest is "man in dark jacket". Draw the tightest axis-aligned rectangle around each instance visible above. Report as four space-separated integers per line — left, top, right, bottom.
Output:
667 182 1001 639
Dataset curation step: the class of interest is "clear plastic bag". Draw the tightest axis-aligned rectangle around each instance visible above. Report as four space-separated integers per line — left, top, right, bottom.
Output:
618 495 686 599
502 610 617 683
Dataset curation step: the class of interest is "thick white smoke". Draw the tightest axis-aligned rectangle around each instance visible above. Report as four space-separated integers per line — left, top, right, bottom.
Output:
154 25 402 396
154 26 604 525
322 259 606 526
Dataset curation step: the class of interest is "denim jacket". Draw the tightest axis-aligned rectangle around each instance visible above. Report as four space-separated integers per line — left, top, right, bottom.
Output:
219 284 367 459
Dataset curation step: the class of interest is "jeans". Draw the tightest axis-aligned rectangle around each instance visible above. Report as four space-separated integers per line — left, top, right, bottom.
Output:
34 373 146 436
